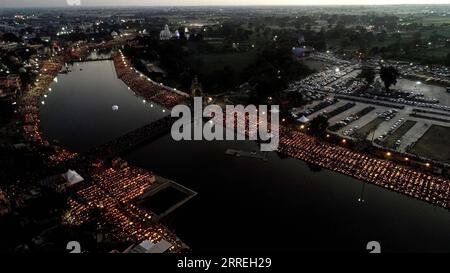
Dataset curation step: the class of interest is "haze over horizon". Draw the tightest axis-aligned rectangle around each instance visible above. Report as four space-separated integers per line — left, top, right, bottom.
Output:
2 0 450 8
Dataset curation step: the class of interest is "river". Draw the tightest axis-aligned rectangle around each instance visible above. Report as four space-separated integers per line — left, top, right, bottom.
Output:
40 60 167 152
40 60 450 252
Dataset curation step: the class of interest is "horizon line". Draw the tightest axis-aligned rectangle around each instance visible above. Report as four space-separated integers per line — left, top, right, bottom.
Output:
2 3 450 9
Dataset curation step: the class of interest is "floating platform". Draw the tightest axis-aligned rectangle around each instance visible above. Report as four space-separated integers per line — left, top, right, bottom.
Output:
225 149 268 161
136 175 197 221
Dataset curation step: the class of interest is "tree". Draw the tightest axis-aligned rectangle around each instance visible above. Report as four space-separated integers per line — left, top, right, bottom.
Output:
287 91 304 107
358 66 376 86
1 33 20 43
446 52 450 66
379 66 399 91
309 115 329 136
243 44 312 100
412 32 422 42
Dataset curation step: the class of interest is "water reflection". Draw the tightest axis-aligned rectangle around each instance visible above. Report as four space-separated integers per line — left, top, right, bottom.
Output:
307 162 322 172
40 60 168 152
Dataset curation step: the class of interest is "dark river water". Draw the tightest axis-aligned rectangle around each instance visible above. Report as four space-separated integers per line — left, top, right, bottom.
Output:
40 60 167 152
40 60 450 253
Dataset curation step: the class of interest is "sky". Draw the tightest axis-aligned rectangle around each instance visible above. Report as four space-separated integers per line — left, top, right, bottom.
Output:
2 0 450 8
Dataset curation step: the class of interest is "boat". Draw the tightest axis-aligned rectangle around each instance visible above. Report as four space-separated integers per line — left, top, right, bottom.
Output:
59 68 71 74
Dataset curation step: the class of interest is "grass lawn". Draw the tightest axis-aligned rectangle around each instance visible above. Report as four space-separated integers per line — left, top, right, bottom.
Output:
188 50 257 75
418 17 450 26
408 125 450 164
302 59 330 72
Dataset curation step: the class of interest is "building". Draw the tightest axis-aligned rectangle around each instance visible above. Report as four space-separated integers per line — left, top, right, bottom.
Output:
140 60 167 78
191 76 203 97
297 115 310 123
159 25 173 40
298 33 305 44
112 157 129 169
0 189 11 216
292 46 314 58
38 170 84 193
0 75 21 99
62 170 84 187
184 27 190 40
111 31 119 39
0 42 19 51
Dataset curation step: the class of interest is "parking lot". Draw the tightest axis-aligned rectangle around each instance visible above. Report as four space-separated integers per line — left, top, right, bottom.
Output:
287 53 450 164
301 98 450 159
394 79 450 106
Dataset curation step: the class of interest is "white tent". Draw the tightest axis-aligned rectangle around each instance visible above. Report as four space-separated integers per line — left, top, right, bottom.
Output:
125 239 172 253
62 170 84 186
147 239 172 253
139 240 154 250
297 115 310 123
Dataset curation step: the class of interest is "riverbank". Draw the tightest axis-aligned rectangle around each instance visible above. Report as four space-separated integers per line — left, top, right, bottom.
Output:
112 51 188 109
278 129 450 209
206 105 450 210
66 161 187 252
17 50 189 252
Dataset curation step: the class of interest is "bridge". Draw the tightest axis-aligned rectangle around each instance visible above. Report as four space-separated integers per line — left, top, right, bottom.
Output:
84 115 176 160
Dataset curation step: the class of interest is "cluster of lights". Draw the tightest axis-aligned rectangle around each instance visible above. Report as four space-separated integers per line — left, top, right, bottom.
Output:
56 30 74 36
279 130 447 208
116 52 185 111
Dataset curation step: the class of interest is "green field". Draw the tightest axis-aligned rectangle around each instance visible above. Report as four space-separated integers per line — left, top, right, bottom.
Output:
417 17 450 26
409 125 450 164
303 59 330 72
188 50 257 75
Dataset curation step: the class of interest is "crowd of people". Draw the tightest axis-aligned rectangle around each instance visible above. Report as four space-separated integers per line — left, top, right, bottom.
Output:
10 44 187 252
113 52 187 109
66 164 183 252
48 148 78 164
18 56 79 163
278 129 450 209
205 107 279 141
19 58 62 143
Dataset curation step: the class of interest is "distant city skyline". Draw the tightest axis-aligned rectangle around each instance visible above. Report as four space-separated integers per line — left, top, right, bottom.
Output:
2 0 450 8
